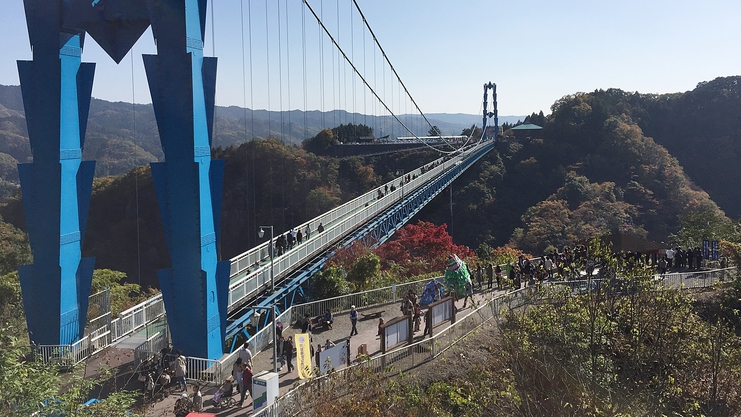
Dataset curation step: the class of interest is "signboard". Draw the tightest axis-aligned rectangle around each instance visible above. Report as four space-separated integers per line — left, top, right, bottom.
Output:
252 371 279 412
712 240 719 261
295 333 313 379
317 340 349 375
703 240 710 260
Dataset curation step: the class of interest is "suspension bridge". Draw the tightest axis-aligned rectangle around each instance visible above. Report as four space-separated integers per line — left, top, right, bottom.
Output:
14 0 498 363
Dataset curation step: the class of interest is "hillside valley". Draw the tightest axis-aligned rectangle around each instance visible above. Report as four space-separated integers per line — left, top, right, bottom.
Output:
1 77 741 286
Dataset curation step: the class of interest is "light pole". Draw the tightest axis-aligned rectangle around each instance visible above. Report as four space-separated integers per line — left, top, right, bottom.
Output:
258 226 275 292
250 304 278 373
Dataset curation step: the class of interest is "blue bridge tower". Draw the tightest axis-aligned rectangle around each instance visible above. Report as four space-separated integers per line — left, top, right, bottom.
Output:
144 0 231 359
16 2 97 346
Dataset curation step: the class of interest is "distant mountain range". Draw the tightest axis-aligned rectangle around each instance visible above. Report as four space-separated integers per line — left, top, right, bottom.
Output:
0 84 524 181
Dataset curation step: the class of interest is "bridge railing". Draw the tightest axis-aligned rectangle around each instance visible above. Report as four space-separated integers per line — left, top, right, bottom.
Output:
254 267 738 416
113 143 495 348
658 267 736 289
225 144 483 312
107 142 487 345
289 277 438 324
111 294 166 342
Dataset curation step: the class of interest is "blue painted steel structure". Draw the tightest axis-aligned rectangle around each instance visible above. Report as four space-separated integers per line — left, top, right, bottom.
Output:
226 141 495 348
144 0 230 359
14 0 151 345
18 0 229 358
17 18 95 345
482 82 498 140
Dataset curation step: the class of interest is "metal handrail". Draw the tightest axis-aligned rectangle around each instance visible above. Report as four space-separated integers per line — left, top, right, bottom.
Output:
112 142 488 344
253 266 738 416
225 144 481 311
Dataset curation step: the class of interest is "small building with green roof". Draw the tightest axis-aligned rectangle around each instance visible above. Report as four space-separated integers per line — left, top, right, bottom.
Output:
510 122 543 139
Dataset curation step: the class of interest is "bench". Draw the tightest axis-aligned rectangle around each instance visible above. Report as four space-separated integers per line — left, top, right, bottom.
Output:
360 310 384 320
311 317 333 331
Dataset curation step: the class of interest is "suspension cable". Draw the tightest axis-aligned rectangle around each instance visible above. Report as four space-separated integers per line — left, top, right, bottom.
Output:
303 0 456 152
349 0 461 152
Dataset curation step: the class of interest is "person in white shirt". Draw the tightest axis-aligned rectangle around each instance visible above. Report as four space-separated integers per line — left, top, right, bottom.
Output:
238 342 253 368
665 248 675 270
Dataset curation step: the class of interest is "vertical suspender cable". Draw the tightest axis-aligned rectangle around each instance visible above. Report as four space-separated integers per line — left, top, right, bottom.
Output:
241 0 251 247
332 0 337 128
130 50 141 286
278 0 284 141
285 0 291 143
286 0 294 225
374 35 377 134
265 0 272 137
241 0 248 138
302 3 308 139
350 3 355 127
363 17 366 128
319 0 325 127
248 0 255 141
249 0 257 245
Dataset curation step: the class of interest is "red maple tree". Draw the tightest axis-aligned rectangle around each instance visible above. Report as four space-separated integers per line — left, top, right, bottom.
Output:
375 221 473 276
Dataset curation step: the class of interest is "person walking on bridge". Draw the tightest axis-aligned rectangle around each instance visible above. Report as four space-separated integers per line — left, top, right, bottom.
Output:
349 305 359 337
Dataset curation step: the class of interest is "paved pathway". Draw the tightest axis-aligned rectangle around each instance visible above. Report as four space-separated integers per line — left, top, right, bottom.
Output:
144 284 507 416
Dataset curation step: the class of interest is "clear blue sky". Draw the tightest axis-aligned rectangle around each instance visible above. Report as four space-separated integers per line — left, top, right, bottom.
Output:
1 0 740 117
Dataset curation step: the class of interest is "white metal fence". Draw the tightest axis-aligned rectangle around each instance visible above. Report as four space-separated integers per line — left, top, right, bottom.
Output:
105 142 490 346
251 267 738 416
111 294 166 341
226 144 486 313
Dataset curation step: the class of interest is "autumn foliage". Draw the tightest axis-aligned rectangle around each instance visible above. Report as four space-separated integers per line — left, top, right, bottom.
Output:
375 221 473 277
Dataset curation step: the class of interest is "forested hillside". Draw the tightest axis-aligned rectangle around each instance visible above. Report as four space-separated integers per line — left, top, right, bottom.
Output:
1 77 740 285
0 138 437 288
419 82 735 254
0 84 483 182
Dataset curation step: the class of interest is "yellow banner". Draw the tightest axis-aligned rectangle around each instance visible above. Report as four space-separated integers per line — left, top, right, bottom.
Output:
295 333 313 380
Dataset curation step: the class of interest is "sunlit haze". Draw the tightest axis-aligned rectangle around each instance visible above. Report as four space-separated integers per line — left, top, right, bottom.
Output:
2 0 739 117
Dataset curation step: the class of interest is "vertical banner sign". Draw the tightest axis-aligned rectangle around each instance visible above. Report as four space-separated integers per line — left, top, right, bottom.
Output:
703 240 710 260
295 333 313 379
712 240 719 261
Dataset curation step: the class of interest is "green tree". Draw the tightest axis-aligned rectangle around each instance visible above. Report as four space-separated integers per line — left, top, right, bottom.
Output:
331 123 373 143
474 243 492 261
428 126 441 136
460 125 482 139
311 266 351 299
670 209 732 247
346 253 381 290
302 129 337 155
0 218 31 276
91 269 154 316
0 330 141 416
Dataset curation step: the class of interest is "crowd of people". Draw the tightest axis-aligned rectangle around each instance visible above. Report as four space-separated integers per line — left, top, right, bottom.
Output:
269 222 325 257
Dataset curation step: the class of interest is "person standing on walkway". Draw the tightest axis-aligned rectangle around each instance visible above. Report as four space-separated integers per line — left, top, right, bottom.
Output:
174 350 187 392
239 364 253 407
238 341 253 369
462 281 474 309
413 303 422 332
423 308 432 337
282 336 295 373
349 305 359 336
486 263 494 290
317 222 324 233
305 224 312 240
232 357 244 394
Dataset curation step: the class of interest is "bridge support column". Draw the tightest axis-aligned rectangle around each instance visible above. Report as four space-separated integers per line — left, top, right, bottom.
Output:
16 4 96 345
144 0 230 359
